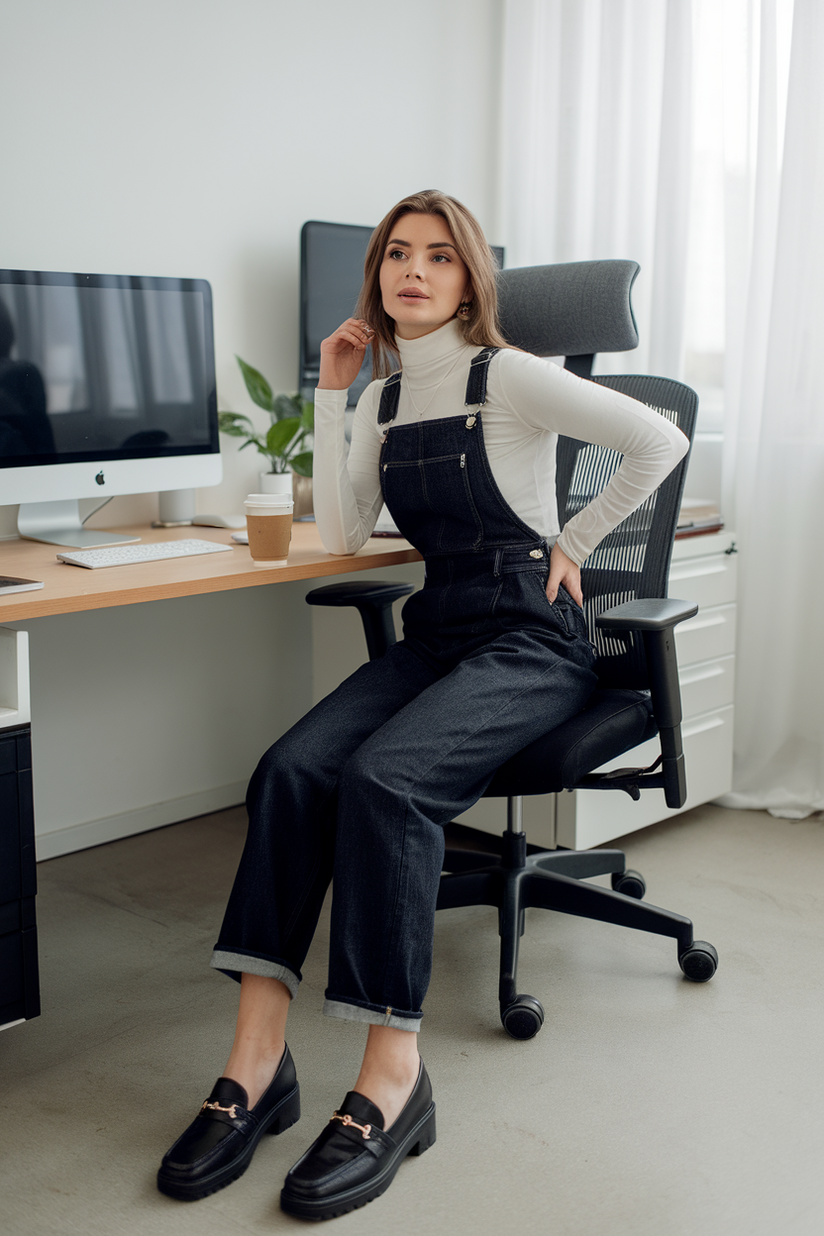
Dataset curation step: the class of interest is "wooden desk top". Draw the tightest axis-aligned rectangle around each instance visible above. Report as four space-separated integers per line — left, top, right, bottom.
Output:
0 524 422 622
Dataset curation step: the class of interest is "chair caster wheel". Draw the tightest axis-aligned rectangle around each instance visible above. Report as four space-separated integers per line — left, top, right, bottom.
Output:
679 940 718 982
501 995 545 1040
611 869 646 899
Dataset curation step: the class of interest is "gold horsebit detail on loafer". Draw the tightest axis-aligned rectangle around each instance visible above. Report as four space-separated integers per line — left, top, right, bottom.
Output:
201 1100 241 1119
330 1111 372 1140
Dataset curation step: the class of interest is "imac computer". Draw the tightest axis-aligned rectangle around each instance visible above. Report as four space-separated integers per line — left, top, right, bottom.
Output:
299 221 504 407
0 269 220 547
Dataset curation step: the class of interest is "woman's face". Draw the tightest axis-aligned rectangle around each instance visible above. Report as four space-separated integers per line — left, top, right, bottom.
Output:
379 212 472 339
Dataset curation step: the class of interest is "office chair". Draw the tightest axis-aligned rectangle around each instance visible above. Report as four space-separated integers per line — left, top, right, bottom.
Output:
306 260 718 1040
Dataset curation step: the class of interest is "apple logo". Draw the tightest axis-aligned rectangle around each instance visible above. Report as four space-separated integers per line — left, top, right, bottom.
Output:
95 471 105 485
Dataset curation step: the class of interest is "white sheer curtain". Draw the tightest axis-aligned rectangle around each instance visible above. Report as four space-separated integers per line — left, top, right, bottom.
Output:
718 0 824 817
499 0 824 817
498 0 694 379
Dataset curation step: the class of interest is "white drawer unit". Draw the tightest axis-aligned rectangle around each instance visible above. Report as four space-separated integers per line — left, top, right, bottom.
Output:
668 549 737 609
678 654 735 719
675 603 736 665
553 529 738 850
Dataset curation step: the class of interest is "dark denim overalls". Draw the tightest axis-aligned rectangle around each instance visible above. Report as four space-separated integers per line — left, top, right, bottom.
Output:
213 350 597 1031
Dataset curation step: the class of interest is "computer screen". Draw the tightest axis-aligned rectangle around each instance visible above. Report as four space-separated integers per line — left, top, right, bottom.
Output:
0 269 220 546
299 221 504 407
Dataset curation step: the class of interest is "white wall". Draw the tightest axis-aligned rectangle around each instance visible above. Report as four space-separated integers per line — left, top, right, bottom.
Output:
0 0 503 856
1 0 503 533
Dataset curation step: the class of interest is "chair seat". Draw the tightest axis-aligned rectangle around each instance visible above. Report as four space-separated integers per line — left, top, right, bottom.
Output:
484 688 656 797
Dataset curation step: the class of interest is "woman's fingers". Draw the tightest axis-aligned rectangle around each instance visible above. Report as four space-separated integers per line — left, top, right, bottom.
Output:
318 320 375 391
322 318 374 354
546 542 583 606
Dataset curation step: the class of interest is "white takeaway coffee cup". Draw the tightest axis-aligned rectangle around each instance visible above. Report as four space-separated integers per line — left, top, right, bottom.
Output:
244 492 294 564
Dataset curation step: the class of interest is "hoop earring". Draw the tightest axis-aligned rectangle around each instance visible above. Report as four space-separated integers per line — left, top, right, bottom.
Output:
457 302 472 320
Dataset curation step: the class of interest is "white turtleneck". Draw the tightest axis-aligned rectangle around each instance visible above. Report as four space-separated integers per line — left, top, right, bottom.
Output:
313 319 688 565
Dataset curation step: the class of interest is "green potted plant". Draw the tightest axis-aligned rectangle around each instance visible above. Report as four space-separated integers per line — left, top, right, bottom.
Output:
219 356 314 509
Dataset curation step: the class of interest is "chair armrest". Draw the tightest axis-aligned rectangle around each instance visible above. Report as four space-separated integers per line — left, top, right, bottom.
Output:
596 597 697 727
595 597 698 808
596 597 698 632
305 581 415 660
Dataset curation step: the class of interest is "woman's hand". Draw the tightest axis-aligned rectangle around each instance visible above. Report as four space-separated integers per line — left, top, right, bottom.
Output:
546 542 583 607
318 318 374 391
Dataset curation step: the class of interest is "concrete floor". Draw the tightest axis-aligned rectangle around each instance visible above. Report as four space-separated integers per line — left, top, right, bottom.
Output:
2 801 823 1236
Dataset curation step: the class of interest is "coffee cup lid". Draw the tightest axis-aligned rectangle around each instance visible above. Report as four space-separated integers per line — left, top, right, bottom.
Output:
244 492 294 508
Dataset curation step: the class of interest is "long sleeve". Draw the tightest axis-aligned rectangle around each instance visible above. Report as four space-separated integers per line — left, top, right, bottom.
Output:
312 385 385 555
313 327 690 565
489 350 689 565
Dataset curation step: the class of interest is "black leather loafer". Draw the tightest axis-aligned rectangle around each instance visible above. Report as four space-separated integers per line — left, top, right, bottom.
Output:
280 1058 435 1221
157 1044 300 1201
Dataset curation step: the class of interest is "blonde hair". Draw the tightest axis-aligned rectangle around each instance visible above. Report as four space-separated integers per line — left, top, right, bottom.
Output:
355 189 508 379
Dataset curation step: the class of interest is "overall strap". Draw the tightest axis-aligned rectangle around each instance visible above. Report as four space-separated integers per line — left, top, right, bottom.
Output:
464 347 500 407
377 345 500 428
377 371 401 426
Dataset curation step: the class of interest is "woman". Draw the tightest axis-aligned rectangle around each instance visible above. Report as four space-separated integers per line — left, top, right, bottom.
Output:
158 190 688 1220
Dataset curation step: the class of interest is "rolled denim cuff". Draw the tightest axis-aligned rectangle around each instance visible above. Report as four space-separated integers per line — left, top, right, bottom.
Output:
323 998 421 1033
210 949 299 999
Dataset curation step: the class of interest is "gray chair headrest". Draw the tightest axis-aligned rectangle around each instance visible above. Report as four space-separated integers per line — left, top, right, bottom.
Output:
497 259 640 358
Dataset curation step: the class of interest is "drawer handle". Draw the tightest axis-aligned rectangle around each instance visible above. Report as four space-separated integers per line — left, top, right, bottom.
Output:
682 714 726 739
680 663 725 686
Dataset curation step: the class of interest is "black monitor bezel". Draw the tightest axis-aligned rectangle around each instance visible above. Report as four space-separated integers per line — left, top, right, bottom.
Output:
0 267 219 470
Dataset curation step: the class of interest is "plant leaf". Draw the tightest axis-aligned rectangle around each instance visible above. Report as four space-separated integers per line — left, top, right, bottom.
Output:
273 392 303 422
218 410 255 434
291 451 313 477
236 356 274 412
300 401 315 432
266 416 301 457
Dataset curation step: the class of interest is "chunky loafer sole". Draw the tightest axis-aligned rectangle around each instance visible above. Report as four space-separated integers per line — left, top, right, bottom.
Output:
280 1059 435 1221
159 1084 300 1201
158 1046 300 1202
281 1102 435 1220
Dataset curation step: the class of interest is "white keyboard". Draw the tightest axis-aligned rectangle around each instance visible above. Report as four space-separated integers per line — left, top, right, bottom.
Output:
57 539 234 569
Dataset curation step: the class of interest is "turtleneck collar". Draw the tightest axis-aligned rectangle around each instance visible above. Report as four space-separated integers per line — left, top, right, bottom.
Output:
394 318 470 373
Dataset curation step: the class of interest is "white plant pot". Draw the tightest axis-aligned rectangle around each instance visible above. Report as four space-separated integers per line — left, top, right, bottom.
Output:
259 471 293 496
257 470 313 519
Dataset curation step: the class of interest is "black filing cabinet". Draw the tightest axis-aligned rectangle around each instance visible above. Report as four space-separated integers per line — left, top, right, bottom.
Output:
0 724 40 1026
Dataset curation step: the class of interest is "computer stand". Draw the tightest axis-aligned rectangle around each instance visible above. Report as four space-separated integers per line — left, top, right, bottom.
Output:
17 501 139 549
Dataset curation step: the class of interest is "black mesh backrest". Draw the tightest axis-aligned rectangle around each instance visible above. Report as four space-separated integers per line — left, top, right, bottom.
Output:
556 374 698 688
496 260 696 689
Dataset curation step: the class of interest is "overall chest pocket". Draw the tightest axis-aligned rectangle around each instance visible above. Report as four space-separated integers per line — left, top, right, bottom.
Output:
381 451 484 554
